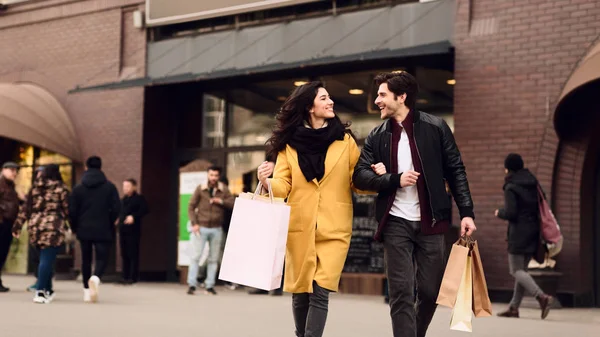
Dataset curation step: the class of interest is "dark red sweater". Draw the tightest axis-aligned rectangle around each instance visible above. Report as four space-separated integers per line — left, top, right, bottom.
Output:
382 111 450 236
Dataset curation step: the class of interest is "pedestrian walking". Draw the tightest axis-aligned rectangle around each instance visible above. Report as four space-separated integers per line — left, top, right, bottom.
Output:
69 156 121 303
0 161 20 293
352 71 477 337
186 166 234 295
117 178 148 285
26 166 46 293
495 153 554 319
12 164 70 304
257 81 361 337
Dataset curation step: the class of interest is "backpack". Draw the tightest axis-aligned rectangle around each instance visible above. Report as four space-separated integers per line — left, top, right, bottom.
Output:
536 184 563 258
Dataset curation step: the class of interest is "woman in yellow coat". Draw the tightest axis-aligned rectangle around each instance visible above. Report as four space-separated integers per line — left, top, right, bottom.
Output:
257 81 361 337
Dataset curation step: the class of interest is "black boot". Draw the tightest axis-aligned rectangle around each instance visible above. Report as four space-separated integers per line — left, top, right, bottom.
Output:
497 306 519 318
0 280 9 293
536 294 553 319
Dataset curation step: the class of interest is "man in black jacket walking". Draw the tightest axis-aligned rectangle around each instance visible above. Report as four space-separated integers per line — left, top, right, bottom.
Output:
117 178 148 285
69 156 121 303
352 71 476 337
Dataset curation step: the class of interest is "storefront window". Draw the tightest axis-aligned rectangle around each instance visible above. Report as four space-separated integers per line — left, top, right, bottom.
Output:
226 151 265 196
227 89 277 147
36 149 73 188
36 150 71 165
202 94 226 148
14 145 34 198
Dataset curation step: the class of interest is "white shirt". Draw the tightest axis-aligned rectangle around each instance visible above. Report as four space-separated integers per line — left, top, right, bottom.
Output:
389 123 421 221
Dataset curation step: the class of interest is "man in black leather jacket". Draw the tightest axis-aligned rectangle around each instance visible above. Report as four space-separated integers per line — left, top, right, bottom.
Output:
352 71 476 337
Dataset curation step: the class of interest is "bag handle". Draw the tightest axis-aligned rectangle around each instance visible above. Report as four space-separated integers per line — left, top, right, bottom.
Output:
253 181 275 204
457 235 476 251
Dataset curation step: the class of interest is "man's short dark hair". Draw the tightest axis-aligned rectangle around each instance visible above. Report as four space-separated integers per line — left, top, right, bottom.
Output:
374 71 419 110
86 156 102 169
125 178 137 186
207 166 222 174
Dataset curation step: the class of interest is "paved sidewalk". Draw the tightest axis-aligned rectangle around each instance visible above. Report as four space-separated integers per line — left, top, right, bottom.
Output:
0 275 598 337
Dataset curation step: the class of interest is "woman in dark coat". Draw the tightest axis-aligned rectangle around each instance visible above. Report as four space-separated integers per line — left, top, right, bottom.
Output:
494 153 553 319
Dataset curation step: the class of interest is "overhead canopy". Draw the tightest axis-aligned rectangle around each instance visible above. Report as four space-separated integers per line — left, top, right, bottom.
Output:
0 83 81 161
554 41 600 139
71 0 454 92
557 42 600 103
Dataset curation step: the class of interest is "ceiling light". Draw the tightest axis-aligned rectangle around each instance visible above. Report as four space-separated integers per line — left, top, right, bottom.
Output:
348 89 364 95
294 81 308 87
416 99 428 104
447 79 456 85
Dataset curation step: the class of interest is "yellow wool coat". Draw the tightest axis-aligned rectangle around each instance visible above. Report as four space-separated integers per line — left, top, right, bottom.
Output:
269 134 361 294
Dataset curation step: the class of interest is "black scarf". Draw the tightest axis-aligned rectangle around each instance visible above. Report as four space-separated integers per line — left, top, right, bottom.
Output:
288 119 345 182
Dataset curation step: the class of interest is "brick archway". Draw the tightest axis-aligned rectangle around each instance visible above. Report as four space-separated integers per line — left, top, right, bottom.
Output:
545 38 600 306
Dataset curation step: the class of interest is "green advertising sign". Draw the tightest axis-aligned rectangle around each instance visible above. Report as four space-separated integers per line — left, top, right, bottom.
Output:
178 171 207 266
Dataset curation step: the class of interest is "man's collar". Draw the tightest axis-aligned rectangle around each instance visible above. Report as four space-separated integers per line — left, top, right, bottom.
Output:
201 182 222 191
403 109 414 125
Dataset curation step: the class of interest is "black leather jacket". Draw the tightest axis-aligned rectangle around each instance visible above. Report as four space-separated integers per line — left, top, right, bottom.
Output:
352 111 474 226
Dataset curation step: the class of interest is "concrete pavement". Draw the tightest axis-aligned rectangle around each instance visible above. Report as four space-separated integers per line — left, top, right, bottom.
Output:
0 275 598 337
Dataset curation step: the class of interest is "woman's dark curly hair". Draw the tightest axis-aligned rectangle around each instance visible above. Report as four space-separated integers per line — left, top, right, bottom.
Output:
265 81 353 160
43 164 63 183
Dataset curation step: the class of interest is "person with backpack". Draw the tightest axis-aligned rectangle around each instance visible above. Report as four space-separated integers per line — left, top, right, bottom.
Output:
494 153 553 319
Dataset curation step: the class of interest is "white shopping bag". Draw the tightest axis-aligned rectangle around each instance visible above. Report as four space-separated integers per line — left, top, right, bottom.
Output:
450 255 473 332
218 182 290 291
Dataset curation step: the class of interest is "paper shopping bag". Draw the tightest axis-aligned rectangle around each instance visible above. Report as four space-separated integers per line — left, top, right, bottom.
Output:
437 238 469 308
471 240 492 317
450 255 473 332
218 183 290 291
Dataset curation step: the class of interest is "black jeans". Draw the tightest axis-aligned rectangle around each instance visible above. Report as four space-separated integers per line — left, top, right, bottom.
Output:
0 223 13 284
119 231 140 282
384 216 446 337
80 240 111 288
292 281 330 337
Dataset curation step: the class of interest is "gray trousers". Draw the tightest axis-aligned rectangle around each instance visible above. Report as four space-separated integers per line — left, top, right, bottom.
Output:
383 216 446 337
292 281 330 337
508 254 543 308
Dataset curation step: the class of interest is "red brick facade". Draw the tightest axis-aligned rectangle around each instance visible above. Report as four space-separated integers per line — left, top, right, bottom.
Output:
0 0 146 183
454 0 600 302
0 0 147 270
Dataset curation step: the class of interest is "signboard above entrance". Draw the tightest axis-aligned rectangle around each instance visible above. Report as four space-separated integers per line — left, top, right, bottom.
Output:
146 0 320 27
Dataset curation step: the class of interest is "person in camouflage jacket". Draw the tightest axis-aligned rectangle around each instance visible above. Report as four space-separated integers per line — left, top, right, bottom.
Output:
12 164 69 304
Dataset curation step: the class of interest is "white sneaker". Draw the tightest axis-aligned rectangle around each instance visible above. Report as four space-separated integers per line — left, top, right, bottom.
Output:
83 289 91 302
88 275 100 303
33 291 48 304
88 276 100 303
46 290 55 303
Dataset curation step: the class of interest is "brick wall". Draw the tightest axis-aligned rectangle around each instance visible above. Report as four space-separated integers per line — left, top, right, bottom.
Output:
0 0 146 272
454 0 600 296
0 0 146 180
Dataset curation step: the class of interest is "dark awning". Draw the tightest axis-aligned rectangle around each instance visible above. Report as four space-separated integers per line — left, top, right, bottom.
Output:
71 0 455 93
